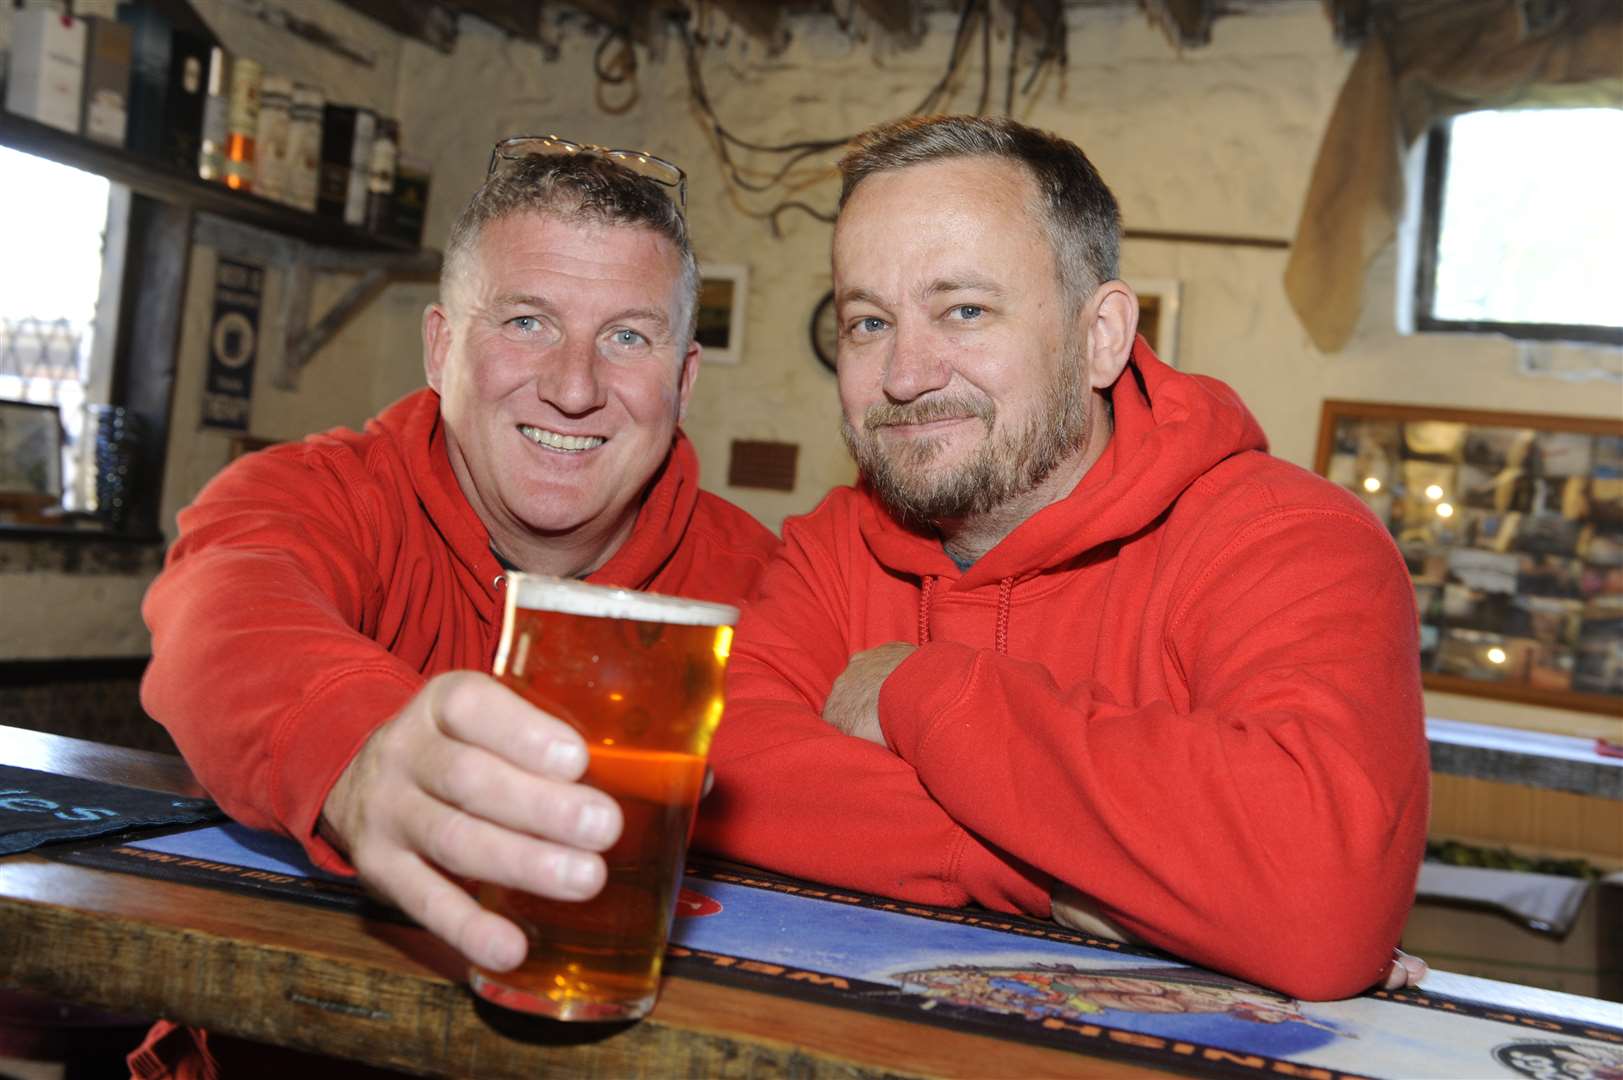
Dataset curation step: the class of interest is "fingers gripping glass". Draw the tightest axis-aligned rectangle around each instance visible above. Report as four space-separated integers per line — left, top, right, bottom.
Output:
488 135 687 213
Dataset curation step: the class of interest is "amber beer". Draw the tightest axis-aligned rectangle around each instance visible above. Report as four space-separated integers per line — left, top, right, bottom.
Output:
471 573 738 1021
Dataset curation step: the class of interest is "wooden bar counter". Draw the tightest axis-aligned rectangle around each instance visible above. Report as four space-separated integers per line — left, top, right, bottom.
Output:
0 725 1164 1078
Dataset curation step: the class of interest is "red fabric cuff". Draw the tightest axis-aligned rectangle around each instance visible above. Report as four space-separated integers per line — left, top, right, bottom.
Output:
880 643 1051 916
952 829 1051 917
878 641 981 762
270 665 422 873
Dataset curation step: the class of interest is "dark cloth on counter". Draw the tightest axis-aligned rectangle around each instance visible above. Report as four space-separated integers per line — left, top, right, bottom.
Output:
0 763 220 855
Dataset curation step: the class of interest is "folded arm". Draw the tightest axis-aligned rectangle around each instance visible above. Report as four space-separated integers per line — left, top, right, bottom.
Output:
878 509 1430 1000
696 514 1049 914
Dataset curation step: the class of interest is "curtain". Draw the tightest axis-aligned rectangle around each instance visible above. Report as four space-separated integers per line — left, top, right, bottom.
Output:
1284 0 1623 354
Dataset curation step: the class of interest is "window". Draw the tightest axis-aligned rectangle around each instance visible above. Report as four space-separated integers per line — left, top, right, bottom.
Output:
1412 107 1623 346
0 146 117 514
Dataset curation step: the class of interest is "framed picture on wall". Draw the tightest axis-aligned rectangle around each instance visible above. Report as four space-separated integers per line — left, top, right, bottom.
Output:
227 435 280 461
1131 279 1181 367
696 264 749 365
0 400 63 508
1314 399 1623 717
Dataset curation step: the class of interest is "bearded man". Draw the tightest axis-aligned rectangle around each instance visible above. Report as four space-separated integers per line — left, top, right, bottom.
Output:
696 115 1429 1002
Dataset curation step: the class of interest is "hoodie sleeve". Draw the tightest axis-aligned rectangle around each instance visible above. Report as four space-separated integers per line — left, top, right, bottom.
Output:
141 444 424 873
878 506 1429 1001
695 501 1050 914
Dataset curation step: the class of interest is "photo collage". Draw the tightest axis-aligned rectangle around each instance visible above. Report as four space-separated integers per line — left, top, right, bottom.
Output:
1322 409 1623 706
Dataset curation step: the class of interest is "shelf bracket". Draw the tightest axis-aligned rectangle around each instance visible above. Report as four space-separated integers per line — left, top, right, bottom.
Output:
279 266 391 388
192 213 441 390
276 261 313 392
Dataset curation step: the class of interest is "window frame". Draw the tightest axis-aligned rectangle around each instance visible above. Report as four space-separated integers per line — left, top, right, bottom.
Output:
0 147 118 420
0 179 176 542
1412 115 1623 348
0 155 151 538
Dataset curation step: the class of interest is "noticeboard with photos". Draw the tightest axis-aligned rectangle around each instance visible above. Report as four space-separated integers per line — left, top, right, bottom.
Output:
1314 400 1623 717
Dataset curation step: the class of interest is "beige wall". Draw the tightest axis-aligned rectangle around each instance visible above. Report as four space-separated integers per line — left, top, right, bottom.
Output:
6 2 1617 736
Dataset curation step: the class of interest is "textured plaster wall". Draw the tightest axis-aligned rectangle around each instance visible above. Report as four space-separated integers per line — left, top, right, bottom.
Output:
0 571 155 657
7 2 1616 736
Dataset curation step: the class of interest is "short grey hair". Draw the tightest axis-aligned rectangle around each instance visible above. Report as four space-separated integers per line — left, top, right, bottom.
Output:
443 153 700 347
837 115 1121 304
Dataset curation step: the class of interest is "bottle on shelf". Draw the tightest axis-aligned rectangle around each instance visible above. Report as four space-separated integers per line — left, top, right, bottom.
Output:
116 0 219 173
222 55 260 191
197 45 229 181
81 16 134 147
253 74 293 203
285 83 324 212
388 153 432 247
366 117 399 234
318 103 376 228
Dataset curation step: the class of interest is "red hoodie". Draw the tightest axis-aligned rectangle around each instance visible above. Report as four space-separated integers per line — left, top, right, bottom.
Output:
142 388 778 871
698 343 1428 1001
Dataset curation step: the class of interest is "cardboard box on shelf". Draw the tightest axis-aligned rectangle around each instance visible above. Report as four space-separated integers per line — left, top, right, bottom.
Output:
80 16 133 145
5 9 88 134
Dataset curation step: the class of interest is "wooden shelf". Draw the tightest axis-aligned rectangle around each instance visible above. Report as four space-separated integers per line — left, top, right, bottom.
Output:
1424 672 1623 719
1 109 441 392
0 110 420 254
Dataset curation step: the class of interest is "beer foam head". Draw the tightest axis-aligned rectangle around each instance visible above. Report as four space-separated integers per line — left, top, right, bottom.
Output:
508 573 739 627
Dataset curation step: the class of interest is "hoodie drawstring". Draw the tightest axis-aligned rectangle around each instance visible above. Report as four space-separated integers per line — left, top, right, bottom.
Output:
917 574 1015 655
917 576 936 644
994 577 1013 655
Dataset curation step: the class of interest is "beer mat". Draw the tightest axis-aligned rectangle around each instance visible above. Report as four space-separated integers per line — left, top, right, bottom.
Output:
669 868 1623 1080
45 823 1623 1080
0 764 223 855
49 819 407 923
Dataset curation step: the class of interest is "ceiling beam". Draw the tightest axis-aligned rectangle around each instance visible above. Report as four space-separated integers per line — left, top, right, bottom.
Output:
705 0 790 50
1002 0 1063 41
854 0 922 38
1144 0 1213 48
333 0 459 53
1321 0 1371 47
557 0 667 51
451 0 546 40
561 0 635 26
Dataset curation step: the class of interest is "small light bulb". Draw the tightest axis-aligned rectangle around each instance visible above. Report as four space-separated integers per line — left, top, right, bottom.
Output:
1362 477 1382 493
1486 647 1507 665
1436 502 1455 518
1425 484 1444 501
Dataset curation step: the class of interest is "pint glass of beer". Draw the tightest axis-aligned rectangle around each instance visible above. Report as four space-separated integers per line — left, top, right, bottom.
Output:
470 573 738 1021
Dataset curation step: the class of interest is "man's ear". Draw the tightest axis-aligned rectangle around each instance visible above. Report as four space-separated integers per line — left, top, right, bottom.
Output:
1081 280 1139 392
422 302 450 391
675 339 702 423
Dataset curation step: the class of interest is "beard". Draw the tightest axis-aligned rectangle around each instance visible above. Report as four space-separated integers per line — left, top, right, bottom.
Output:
841 345 1091 528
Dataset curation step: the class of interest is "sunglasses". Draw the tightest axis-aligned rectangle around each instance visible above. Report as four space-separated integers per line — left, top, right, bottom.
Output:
486 135 687 214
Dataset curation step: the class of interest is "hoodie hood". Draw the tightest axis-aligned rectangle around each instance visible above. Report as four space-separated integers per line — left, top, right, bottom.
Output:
370 388 701 597
856 339 1268 590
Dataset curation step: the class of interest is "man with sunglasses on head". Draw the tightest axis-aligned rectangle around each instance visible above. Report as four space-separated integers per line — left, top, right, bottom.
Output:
138 139 776 1033
697 114 1430 1002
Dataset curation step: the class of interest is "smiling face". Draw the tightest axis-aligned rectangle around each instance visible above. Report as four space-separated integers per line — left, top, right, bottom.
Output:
424 211 699 573
833 156 1107 528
